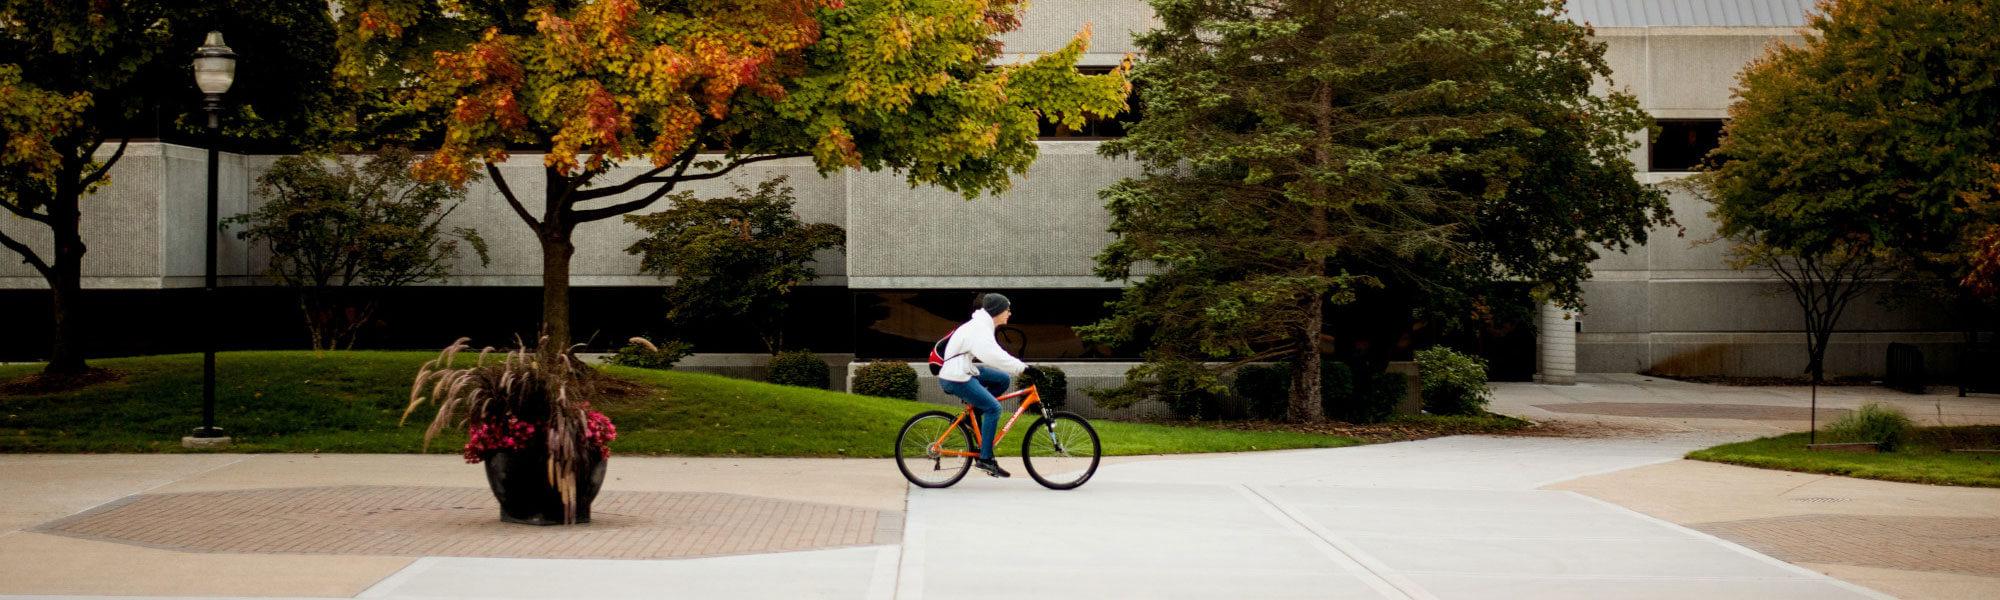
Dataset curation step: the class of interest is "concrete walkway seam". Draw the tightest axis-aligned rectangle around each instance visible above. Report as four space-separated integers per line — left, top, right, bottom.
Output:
358 556 443 598
1235 485 1425 600
1561 491 1898 599
893 514 927 600
1523 455 1684 490
865 544 898 600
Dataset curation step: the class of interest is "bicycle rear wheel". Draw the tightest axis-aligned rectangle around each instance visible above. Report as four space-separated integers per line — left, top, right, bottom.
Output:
896 410 975 488
1021 411 1101 490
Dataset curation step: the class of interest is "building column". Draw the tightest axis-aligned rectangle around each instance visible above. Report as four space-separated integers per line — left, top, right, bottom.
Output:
1538 302 1577 385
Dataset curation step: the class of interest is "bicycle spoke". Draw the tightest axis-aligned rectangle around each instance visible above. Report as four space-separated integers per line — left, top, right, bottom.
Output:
898 413 971 487
1023 415 1100 489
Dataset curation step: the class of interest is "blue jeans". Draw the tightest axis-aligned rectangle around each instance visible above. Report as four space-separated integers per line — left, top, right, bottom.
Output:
939 365 1011 460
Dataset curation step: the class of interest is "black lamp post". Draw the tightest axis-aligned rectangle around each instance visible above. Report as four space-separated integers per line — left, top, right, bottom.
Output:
188 31 235 444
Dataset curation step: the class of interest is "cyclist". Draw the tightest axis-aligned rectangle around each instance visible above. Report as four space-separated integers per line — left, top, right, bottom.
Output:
937 293 1039 478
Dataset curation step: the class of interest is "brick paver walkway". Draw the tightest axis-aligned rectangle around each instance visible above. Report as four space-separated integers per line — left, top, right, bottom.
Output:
1535 401 1852 421
35 486 901 560
1697 514 2000 577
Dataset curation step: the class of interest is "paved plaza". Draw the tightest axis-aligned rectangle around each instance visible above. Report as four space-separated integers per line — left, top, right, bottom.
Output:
1 377 1996 599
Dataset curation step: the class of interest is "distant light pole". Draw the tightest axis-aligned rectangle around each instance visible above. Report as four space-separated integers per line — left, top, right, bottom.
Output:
187 31 236 445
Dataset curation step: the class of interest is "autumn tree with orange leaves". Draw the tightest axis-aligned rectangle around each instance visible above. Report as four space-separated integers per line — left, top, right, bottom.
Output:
336 0 1129 349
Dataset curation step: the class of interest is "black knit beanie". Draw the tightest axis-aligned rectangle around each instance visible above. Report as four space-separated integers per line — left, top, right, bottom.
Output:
980 293 1011 317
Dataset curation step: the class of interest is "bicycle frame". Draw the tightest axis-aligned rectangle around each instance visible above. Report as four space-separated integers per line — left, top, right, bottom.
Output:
932 385 1042 458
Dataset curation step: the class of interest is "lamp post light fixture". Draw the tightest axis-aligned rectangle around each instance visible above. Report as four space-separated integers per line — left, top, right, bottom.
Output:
184 31 235 448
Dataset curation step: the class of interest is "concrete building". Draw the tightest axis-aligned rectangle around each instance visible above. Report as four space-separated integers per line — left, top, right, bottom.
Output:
1 0 1967 394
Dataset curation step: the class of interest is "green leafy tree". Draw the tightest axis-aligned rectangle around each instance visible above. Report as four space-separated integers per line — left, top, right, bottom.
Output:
0 0 336 373
226 149 489 351
624 177 841 353
1691 0 2000 426
336 0 1129 350
1082 0 1669 421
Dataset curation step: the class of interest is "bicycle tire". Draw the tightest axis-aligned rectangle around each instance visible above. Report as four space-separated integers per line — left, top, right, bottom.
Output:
1020 411 1101 490
896 410 976 488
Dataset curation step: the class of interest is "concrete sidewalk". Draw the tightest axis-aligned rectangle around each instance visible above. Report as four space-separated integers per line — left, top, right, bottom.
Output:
1555 460 2000 600
1493 373 2000 436
2 374 1996 599
0 454 907 598
893 436 1883 600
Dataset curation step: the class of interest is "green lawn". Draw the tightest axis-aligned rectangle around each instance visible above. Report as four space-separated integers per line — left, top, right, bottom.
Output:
0 352 1359 457
1687 427 2000 488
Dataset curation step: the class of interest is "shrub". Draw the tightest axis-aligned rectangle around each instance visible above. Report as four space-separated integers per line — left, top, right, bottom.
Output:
1415 347 1490 416
605 337 692 370
1158 361 1228 420
852 361 919 400
1015 365 1070 409
1362 371 1408 423
1234 363 1291 420
767 351 829 389
1827 402 1915 451
1092 359 1227 420
1328 367 1401 424
1318 360 1357 421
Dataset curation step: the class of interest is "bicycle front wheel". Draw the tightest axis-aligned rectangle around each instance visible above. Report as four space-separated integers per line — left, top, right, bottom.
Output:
896 410 975 488
1021 411 1101 490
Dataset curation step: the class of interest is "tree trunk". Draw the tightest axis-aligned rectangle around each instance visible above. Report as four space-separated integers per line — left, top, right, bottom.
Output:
45 258 86 374
1287 292 1327 422
43 195 87 375
540 230 575 352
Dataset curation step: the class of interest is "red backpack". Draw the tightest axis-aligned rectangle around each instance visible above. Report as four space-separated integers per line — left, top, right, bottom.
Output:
927 331 967 375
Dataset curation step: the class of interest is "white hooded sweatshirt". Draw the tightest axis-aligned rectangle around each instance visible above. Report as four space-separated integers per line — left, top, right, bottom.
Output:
937 309 1028 383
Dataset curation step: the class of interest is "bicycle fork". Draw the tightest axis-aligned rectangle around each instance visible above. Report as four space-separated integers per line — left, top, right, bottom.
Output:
1043 415 1068 455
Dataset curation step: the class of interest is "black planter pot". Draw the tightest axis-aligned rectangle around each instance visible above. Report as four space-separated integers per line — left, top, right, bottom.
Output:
483 440 608 526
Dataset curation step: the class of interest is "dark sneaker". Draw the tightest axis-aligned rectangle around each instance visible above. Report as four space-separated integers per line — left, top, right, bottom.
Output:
975 459 1011 478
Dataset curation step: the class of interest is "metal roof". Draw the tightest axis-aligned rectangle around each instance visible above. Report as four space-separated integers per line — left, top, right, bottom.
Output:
1565 0 1814 27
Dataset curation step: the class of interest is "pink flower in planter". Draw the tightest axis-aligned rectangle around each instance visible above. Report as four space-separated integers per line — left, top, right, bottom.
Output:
462 417 540 463
584 410 618 459
461 413 616 463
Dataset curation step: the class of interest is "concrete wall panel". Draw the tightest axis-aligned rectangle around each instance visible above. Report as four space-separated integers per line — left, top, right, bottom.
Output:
997 0 1155 64
1576 340 1650 374
237 154 850 287
0 144 168 286
1644 280 1953 333
1641 182 1734 271
1645 35 1788 112
845 142 1138 288
160 144 253 284
1578 280 1649 333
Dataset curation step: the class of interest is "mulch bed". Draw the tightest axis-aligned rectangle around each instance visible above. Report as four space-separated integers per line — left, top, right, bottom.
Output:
0 368 122 395
589 372 655 403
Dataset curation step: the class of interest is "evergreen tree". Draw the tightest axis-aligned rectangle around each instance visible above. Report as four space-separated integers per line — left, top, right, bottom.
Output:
1084 0 1668 421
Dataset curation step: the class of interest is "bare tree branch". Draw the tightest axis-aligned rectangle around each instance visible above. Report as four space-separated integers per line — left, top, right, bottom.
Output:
572 153 807 223
486 163 541 229
0 227 52 279
568 145 696 202
77 137 130 191
0 197 51 224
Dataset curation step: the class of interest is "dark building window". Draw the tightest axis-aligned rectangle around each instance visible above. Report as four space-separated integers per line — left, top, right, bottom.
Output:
1649 119 1725 172
853 289 1132 360
1036 68 1141 139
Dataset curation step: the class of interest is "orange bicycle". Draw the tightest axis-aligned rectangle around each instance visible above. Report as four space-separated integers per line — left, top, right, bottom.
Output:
895 385 1102 490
